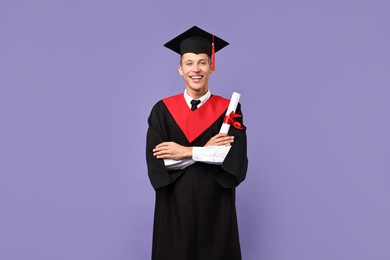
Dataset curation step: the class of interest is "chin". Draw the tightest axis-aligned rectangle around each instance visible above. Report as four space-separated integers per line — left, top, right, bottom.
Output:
190 86 206 92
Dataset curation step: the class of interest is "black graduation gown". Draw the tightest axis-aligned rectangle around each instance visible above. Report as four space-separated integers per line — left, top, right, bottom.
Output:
146 95 248 260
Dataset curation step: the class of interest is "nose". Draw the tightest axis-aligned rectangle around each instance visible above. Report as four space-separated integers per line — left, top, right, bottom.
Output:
192 64 201 73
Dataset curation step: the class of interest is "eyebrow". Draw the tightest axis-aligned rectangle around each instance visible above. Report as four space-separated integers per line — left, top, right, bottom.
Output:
184 59 208 63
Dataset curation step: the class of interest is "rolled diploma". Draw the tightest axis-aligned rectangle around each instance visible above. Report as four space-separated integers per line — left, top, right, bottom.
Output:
219 92 241 134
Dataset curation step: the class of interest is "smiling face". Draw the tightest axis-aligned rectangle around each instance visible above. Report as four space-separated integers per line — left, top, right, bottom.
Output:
178 53 212 99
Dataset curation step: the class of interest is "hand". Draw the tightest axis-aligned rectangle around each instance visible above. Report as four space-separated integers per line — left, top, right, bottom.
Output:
204 133 234 147
153 142 192 160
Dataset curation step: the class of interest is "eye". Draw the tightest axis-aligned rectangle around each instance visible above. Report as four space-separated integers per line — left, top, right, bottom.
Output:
199 60 208 66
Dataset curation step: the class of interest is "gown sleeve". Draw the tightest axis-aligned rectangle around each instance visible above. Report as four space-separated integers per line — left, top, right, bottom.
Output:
216 103 248 188
146 102 184 190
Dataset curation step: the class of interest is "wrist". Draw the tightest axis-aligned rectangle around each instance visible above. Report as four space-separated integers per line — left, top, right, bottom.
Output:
187 146 193 158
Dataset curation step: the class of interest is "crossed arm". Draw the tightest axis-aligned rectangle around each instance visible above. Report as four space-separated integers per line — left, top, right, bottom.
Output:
153 133 234 162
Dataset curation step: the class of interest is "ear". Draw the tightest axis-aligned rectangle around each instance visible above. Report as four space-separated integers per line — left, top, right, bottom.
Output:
178 65 184 76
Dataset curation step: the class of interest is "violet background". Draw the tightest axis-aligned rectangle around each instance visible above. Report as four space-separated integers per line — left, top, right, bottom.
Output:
1 0 389 259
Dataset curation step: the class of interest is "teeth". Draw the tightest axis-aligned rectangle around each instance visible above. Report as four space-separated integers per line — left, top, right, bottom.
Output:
191 76 203 79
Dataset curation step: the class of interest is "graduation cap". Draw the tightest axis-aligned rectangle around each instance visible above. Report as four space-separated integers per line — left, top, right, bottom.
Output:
163 26 229 71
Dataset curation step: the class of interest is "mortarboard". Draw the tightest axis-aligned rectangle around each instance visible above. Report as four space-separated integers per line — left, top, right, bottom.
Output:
163 26 229 71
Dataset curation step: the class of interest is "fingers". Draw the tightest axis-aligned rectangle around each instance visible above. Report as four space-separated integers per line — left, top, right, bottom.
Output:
155 142 171 148
153 143 172 157
205 134 234 146
214 136 234 145
154 142 175 156
211 133 228 139
153 147 171 158
152 142 191 160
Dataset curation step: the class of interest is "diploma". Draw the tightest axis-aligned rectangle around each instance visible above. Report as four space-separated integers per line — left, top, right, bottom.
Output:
219 92 241 134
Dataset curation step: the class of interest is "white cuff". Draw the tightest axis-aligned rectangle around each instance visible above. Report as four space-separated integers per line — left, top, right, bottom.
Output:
164 158 196 170
192 146 231 165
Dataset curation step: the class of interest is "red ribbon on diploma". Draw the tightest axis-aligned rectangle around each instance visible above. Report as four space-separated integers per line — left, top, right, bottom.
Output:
223 111 246 130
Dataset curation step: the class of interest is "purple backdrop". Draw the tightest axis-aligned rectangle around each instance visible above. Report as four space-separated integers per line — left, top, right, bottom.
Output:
1 0 389 259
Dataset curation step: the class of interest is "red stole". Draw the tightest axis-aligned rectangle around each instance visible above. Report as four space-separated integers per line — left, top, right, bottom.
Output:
163 94 229 143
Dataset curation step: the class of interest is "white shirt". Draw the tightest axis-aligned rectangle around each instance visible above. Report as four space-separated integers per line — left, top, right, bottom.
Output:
164 90 231 170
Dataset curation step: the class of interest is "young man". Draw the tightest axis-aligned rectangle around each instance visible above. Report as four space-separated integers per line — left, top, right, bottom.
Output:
146 26 248 260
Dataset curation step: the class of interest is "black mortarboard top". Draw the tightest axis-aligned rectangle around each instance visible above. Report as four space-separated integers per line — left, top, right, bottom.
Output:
163 26 229 71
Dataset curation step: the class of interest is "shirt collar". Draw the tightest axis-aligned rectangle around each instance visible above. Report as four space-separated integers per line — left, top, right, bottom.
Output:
183 90 211 109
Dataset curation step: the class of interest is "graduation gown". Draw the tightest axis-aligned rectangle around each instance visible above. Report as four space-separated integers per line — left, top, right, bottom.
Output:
146 94 248 260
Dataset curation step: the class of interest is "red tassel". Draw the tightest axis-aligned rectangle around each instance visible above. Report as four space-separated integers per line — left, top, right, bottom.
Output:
211 35 215 71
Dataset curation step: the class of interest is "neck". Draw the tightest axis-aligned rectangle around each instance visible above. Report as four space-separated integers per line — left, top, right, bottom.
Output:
186 88 208 99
